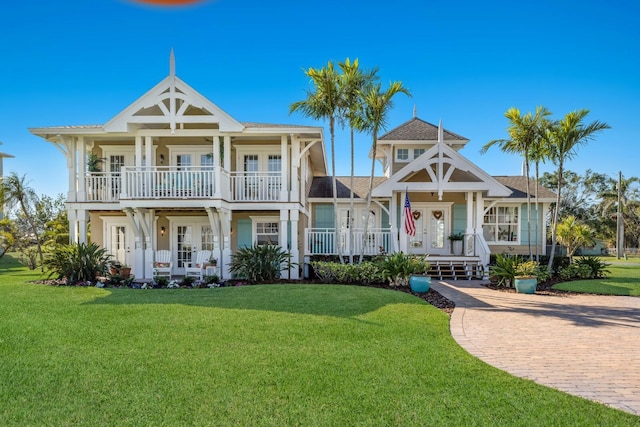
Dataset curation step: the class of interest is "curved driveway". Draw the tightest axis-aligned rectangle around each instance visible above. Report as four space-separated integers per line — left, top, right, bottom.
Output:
431 280 640 416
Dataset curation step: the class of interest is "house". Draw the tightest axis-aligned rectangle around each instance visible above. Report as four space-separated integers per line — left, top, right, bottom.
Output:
30 57 555 281
0 141 15 220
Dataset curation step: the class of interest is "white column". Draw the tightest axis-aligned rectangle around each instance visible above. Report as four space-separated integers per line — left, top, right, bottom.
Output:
135 136 143 167
220 208 232 280
223 136 231 171
280 135 289 201
291 135 300 203
144 136 152 166
475 191 484 236
78 209 88 245
77 137 86 201
290 209 300 279
300 153 307 208
65 137 77 202
68 209 78 244
280 209 289 279
213 136 221 197
466 191 474 233
390 192 399 253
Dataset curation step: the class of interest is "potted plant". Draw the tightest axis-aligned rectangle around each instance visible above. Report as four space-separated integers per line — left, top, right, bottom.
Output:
381 252 431 293
514 260 539 294
448 232 464 255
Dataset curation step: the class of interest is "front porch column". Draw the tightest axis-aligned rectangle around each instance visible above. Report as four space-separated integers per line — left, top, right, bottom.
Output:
220 208 232 280
280 210 289 279
213 136 221 197
68 209 78 244
77 137 86 201
144 136 153 166
223 136 231 171
77 209 88 245
289 209 300 279
144 209 155 279
291 135 300 203
135 136 143 167
475 191 484 236
390 191 399 252
280 135 289 201
65 137 77 202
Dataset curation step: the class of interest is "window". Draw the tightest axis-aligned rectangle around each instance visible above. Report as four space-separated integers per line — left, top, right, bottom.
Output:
396 148 409 161
256 221 279 246
483 206 519 243
413 148 425 159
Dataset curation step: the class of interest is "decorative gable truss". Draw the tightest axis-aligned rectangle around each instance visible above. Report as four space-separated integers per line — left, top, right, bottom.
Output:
104 56 244 134
372 126 512 199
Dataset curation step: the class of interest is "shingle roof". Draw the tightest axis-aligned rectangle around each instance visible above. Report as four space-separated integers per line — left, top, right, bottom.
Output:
241 122 315 129
494 176 556 199
308 176 388 199
379 117 467 141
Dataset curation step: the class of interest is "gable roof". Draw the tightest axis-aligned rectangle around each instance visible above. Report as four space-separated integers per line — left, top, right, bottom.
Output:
379 117 468 142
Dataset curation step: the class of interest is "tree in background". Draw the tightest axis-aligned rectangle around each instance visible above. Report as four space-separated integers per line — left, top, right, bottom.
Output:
544 110 610 269
556 215 594 262
482 106 551 259
359 81 411 261
0 172 44 270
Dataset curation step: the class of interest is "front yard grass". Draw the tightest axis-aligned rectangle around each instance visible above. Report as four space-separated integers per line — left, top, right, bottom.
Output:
1 255 638 425
553 263 640 296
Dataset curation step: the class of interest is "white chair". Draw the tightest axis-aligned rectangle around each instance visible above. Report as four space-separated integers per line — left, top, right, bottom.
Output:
185 250 212 280
153 250 173 279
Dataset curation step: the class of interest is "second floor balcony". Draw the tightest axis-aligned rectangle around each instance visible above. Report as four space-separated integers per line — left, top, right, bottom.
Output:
83 166 284 203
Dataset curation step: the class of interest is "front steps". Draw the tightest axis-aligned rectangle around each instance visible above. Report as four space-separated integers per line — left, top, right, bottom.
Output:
427 256 485 280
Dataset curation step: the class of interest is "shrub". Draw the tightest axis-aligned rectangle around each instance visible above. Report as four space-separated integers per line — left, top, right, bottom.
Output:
154 276 169 288
358 262 384 285
180 276 196 287
575 256 610 279
380 252 430 287
229 244 292 283
558 263 592 280
310 261 336 282
489 254 521 288
310 261 385 285
43 242 112 285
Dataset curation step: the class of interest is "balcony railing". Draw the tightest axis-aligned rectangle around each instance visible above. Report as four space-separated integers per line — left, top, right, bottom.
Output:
304 228 391 256
230 172 282 202
81 168 286 202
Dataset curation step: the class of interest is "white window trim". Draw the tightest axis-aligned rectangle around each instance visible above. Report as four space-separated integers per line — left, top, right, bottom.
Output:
483 205 520 245
249 215 280 246
395 147 409 162
236 145 282 172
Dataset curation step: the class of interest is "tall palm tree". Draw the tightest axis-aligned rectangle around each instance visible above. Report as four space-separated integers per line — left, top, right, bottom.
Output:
481 106 551 259
599 174 640 253
545 109 610 269
290 62 343 260
359 81 411 260
1 172 44 271
556 215 594 263
529 117 553 261
337 58 378 264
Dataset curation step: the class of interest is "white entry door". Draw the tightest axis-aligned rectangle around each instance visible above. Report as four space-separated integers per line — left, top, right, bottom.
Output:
407 205 450 255
104 221 135 270
170 218 218 275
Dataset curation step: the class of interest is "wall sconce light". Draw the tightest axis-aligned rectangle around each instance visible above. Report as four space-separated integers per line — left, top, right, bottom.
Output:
160 226 166 237
159 154 165 165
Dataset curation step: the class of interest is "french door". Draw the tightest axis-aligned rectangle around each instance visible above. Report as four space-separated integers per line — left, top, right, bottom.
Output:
103 220 135 270
171 219 217 275
407 205 450 255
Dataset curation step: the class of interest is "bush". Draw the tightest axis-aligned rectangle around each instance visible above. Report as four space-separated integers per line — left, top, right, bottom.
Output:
558 263 592 280
310 261 336 282
229 244 292 283
154 276 169 288
575 256 610 279
380 252 430 288
489 254 521 288
310 261 385 285
43 242 112 285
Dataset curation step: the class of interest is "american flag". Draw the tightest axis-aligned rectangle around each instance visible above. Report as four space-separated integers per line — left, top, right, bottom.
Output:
404 192 416 236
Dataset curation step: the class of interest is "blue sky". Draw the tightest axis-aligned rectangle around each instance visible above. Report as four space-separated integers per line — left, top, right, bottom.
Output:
1 0 639 197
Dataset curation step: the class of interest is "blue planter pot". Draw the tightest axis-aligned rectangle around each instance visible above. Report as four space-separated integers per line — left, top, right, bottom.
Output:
409 275 431 293
514 277 537 294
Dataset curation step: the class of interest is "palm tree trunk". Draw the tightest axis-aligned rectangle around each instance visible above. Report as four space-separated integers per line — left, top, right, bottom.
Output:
349 126 355 265
329 117 343 263
525 153 532 259
361 130 378 263
534 161 540 262
548 161 563 269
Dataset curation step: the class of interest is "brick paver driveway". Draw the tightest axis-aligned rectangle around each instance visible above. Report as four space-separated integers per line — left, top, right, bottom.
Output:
431 280 640 416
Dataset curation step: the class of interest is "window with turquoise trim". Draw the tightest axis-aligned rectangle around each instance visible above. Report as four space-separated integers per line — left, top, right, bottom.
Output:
483 206 519 243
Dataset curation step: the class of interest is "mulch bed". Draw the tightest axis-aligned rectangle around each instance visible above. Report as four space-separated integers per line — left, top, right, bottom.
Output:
483 277 580 296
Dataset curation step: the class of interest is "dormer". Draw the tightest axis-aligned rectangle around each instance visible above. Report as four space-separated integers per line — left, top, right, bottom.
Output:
375 117 469 177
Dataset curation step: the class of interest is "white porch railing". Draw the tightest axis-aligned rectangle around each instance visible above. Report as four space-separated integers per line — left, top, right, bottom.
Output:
84 172 120 202
120 166 217 199
304 228 391 256
230 172 282 202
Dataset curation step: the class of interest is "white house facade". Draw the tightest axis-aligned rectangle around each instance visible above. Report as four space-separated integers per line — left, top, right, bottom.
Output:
30 59 555 281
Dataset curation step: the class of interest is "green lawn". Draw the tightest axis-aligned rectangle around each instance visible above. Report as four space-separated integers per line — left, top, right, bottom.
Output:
553 262 640 296
1 256 638 425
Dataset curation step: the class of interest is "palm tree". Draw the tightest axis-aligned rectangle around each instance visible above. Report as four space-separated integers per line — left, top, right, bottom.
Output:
1 172 44 271
359 81 411 260
556 215 594 263
545 110 610 269
337 58 378 264
599 173 640 254
481 106 551 259
529 117 553 261
290 62 343 260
